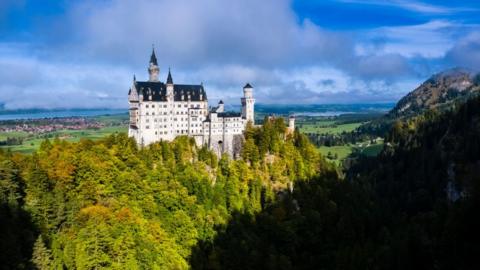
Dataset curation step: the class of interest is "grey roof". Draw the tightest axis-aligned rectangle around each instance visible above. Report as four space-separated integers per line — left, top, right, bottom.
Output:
218 112 242 118
150 48 158 65
218 100 224 104
167 69 173 84
134 81 207 102
244 83 253 88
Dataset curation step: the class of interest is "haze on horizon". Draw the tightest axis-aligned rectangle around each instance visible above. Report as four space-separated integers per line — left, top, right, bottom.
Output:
0 0 479 109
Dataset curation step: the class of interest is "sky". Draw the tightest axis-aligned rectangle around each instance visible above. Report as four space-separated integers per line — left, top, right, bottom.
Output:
0 0 479 109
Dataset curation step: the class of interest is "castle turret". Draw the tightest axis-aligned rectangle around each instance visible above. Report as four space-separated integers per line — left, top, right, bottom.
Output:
288 115 295 132
128 75 139 102
217 100 224 112
128 75 139 139
241 83 255 124
148 47 159 82
166 68 174 100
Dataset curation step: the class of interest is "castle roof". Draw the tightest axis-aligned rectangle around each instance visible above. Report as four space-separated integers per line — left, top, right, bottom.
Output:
167 68 173 84
217 112 241 118
134 81 207 101
244 83 253 88
150 48 158 66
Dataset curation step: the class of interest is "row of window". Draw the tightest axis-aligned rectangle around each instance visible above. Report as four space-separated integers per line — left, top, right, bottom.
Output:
145 126 241 134
145 103 204 109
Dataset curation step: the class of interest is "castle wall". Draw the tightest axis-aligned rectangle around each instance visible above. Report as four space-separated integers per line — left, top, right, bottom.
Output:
127 51 254 158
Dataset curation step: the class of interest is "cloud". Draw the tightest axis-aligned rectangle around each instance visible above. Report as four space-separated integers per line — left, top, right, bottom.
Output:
0 0 478 108
445 31 480 71
336 0 474 14
357 20 474 58
0 53 131 109
63 0 357 69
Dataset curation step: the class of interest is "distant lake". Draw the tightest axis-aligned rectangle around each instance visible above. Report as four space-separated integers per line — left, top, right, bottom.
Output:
0 103 394 120
254 103 394 116
0 109 128 120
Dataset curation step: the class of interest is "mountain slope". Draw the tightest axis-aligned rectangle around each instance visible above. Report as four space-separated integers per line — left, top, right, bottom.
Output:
389 68 480 118
358 68 480 137
347 95 480 269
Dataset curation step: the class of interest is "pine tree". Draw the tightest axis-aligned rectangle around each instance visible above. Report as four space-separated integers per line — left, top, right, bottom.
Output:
32 235 52 270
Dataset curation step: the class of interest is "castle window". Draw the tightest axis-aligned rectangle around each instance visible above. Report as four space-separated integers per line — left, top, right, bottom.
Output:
152 105 155 108
146 125 150 129
146 105 149 108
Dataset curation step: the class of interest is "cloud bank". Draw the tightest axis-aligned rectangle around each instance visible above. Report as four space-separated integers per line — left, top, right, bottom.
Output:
0 0 479 109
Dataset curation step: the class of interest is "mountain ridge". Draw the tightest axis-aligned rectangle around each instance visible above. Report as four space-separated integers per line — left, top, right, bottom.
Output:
388 67 480 118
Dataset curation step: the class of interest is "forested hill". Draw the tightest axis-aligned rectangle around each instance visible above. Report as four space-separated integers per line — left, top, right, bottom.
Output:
1 100 479 269
348 95 480 269
0 118 335 269
189 97 480 269
358 68 480 137
389 68 480 118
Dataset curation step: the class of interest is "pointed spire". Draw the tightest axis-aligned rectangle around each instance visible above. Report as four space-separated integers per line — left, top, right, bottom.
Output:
167 67 173 84
244 83 253 89
133 74 136 82
150 44 158 66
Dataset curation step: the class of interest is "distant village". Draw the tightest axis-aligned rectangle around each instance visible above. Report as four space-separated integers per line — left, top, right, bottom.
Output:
0 117 104 134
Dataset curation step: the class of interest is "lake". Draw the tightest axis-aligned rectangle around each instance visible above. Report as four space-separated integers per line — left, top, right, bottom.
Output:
0 103 394 120
0 109 128 120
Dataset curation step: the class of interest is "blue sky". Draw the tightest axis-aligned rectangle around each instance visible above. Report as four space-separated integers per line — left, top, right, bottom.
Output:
0 0 479 109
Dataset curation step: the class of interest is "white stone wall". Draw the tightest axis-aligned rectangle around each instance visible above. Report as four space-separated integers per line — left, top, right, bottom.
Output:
128 81 254 158
132 98 208 145
241 86 255 124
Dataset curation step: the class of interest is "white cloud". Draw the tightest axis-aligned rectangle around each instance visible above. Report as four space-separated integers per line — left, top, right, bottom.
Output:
446 31 480 71
357 20 460 58
336 0 474 14
0 0 477 108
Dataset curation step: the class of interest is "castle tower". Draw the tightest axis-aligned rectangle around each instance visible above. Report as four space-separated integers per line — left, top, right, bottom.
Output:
128 75 140 140
166 68 174 100
217 100 224 112
241 83 255 124
288 115 295 132
148 47 159 82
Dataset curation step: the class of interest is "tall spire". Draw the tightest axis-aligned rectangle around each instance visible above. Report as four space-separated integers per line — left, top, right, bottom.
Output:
167 67 173 84
150 44 158 66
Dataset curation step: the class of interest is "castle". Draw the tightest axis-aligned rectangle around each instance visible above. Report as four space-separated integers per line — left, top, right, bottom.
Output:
128 48 256 157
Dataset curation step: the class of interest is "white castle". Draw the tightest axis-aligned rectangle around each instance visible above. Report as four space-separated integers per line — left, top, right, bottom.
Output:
128 48 256 157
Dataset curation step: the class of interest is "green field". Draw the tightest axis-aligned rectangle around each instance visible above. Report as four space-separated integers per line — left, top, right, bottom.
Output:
296 115 367 135
299 122 363 134
318 145 353 165
0 126 127 154
318 140 384 165
0 131 30 141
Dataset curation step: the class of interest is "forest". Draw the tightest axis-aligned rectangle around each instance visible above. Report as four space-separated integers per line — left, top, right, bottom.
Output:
1 96 479 269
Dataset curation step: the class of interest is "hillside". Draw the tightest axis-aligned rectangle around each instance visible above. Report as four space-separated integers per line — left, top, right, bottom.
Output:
357 68 480 138
389 68 480 118
0 98 479 269
347 95 480 269
0 118 334 269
